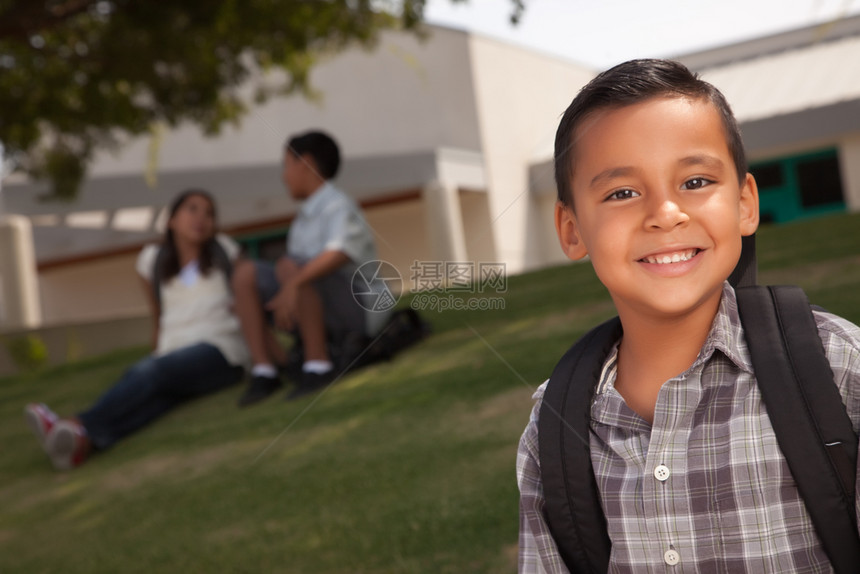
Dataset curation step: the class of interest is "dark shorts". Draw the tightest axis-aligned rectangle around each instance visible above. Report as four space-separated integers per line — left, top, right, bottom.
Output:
254 259 367 338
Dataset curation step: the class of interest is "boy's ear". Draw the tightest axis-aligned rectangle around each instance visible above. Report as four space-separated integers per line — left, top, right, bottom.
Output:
300 153 324 182
555 201 588 260
739 173 760 237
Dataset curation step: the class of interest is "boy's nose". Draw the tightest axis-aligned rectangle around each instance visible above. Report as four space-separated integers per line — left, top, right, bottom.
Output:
645 196 690 230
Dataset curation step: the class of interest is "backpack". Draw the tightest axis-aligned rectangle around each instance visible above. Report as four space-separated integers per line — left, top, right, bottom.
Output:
306 308 431 375
151 238 233 312
538 235 860 574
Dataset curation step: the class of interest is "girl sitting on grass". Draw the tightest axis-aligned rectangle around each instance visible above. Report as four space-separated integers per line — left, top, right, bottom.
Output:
25 189 248 470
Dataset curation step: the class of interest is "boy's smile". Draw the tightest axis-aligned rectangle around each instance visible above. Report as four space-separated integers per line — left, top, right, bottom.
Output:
638 247 701 277
555 96 759 322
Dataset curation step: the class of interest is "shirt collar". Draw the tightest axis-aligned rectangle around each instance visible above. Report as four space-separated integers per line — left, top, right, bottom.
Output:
596 345 620 396
692 282 755 376
595 282 755 397
298 181 336 218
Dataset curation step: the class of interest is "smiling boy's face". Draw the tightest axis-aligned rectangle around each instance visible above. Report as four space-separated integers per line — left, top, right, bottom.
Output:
555 96 759 321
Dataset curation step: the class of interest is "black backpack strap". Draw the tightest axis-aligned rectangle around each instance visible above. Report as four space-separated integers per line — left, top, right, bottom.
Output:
736 285 860 573
728 234 757 288
539 316 621 574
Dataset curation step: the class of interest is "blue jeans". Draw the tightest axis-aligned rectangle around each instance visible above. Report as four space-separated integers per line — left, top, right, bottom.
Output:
78 343 244 450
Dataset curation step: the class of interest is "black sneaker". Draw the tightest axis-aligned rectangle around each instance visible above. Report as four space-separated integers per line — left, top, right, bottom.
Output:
285 370 336 401
237 375 282 407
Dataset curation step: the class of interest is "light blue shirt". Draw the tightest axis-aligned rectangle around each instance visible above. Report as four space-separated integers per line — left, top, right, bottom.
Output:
287 182 390 335
287 182 376 271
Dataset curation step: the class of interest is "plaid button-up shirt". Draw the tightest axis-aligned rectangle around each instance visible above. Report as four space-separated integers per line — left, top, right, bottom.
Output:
517 284 860 573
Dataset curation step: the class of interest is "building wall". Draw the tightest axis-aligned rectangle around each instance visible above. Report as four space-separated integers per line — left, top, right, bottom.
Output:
364 197 433 290
838 134 860 211
533 193 570 267
86 27 484 178
0 216 41 330
459 190 497 264
697 33 860 125
38 252 147 325
467 35 593 273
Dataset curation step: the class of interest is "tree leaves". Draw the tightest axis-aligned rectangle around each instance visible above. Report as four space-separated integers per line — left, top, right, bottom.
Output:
0 0 428 200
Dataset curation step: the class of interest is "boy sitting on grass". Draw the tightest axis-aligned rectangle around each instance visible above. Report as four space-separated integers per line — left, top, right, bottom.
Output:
517 59 860 573
233 130 389 405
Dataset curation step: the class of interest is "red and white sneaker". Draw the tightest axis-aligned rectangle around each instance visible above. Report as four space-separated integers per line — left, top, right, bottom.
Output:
45 420 90 470
24 403 59 448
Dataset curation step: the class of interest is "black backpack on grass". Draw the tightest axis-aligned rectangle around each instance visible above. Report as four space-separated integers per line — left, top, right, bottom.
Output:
291 308 432 377
538 235 860 574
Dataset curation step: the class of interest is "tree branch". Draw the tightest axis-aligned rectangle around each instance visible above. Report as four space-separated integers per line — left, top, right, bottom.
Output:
0 0 101 40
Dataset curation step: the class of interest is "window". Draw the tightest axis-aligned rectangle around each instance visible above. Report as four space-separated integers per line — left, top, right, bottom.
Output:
796 155 843 208
750 162 784 190
749 148 845 223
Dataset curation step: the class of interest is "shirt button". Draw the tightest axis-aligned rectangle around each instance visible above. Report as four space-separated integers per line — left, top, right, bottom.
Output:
664 549 680 565
654 464 671 481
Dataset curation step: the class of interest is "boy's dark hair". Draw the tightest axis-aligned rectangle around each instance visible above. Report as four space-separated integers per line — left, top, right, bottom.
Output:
285 130 341 180
554 58 747 206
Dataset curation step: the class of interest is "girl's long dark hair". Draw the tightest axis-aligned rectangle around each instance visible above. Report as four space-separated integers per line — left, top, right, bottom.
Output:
156 189 219 284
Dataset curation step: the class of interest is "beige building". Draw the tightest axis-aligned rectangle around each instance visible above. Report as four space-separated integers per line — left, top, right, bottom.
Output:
2 17 860 371
530 16 860 220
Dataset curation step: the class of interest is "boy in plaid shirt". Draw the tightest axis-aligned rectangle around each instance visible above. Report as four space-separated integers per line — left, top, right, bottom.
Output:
517 59 860 573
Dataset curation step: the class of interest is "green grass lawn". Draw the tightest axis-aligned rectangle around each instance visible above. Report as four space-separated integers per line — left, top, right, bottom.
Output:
2 212 860 573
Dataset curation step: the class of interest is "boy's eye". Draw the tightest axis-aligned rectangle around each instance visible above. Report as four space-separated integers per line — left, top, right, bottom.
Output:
606 189 640 201
682 177 713 190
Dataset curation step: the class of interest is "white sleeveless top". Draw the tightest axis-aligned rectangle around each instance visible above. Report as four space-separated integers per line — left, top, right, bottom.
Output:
136 234 249 367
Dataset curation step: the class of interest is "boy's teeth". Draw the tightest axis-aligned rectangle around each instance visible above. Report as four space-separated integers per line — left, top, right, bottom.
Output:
644 249 697 264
